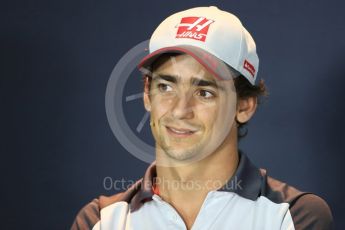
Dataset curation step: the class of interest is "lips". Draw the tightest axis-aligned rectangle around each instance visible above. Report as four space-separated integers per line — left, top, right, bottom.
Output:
166 126 197 137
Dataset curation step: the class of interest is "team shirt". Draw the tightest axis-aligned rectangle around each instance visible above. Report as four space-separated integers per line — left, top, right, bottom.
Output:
71 151 333 229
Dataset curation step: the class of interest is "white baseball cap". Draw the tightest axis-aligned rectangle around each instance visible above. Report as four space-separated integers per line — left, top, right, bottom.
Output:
138 6 259 85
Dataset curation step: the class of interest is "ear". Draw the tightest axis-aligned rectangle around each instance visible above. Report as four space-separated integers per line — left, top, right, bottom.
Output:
143 76 151 112
236 97 257 123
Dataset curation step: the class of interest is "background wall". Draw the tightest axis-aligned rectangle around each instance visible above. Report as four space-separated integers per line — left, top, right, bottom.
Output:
1 0 344 229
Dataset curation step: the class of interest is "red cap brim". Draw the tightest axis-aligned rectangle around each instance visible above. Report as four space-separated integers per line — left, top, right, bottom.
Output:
137 45 235 80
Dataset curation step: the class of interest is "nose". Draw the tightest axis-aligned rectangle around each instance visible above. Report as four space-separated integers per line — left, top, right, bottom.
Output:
171 93 194 120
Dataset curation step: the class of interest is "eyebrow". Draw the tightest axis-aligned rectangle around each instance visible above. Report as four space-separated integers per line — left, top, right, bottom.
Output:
153 74 225 91
191 78 220 89
152 74 177 84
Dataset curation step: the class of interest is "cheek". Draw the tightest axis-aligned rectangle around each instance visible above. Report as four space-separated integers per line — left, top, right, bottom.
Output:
194 103 218 127
196 98 235 132
213 97 237 132
150 97 174 120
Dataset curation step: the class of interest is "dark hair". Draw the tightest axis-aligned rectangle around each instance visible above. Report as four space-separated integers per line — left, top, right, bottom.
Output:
141 54 268 140
234 76 268 140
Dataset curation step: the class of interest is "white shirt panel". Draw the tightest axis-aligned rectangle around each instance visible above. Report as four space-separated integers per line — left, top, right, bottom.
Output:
96 191 294 230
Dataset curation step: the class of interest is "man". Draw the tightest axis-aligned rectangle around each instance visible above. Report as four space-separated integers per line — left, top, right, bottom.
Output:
72 6 333 230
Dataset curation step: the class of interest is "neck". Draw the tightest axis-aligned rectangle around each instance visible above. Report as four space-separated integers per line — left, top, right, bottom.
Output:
155 124 239 203
154 125 239 230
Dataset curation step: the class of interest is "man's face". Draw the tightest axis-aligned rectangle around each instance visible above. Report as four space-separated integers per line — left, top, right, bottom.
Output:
144 54 237 164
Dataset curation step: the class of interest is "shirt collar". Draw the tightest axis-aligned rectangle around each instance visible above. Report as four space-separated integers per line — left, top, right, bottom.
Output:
130 150 262 212
217 150 262 200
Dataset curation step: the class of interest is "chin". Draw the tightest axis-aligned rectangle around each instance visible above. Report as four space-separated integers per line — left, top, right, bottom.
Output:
163 148 192 160
164 146 206 162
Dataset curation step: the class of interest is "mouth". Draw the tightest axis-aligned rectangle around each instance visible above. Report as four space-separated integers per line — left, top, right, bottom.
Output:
165 126 197 137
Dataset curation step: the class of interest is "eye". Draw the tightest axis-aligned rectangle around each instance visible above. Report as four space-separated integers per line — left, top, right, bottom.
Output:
197 89 215 99
158 83 173 92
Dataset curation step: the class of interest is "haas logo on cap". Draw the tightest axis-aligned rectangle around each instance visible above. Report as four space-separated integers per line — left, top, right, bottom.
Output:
176 17 214 42
244 60 256 77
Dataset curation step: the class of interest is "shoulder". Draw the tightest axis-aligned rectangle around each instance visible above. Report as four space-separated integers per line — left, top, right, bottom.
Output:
71 198 100 230
289 193 333 230
261 171 333 229
71 179 143 229
70 193 125 230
